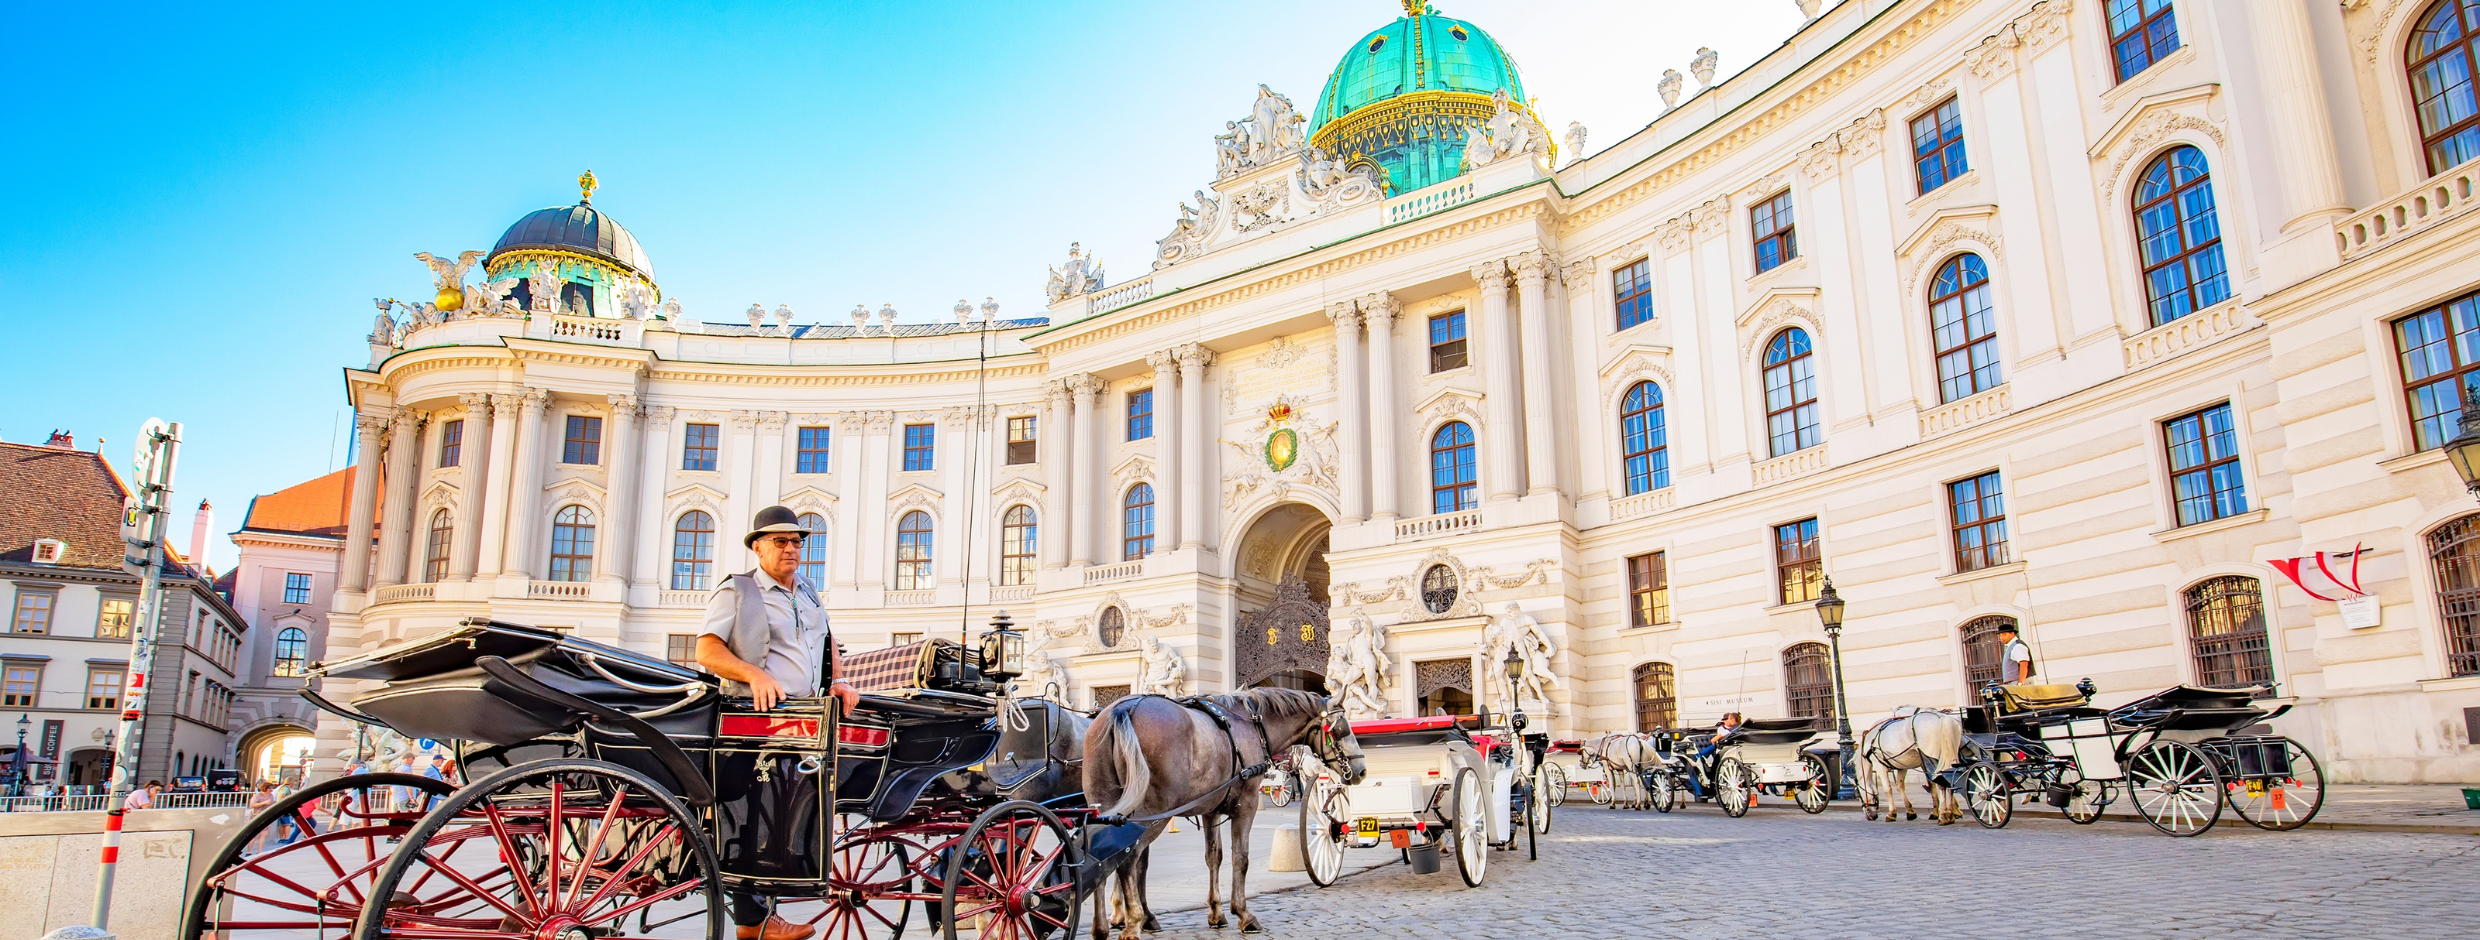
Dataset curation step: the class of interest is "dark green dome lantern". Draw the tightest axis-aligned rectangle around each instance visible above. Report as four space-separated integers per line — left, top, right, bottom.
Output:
1310 1 1533 195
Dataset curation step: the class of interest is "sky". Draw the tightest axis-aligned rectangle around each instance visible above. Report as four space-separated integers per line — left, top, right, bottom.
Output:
0 0 1809 571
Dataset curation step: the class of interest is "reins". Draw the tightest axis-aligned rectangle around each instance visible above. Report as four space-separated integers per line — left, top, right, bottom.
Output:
1092 693 1294 826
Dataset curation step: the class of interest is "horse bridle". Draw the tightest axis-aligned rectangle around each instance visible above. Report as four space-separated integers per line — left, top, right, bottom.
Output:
1304 702 1366 785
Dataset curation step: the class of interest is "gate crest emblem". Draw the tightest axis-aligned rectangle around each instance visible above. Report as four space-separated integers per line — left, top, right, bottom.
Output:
1263 403 1299 471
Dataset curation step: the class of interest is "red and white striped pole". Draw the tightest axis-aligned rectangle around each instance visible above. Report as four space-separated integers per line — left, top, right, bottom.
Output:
91 420 180 932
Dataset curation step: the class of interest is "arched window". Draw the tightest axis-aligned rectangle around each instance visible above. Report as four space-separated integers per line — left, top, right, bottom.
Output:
272 627 308 678
1420 565 1459 614
1430 422 1477 514
1959 616 2015 689
1929 254 2002 402
1782 642 1834 722
2410 0 2480 174
1633 662 1677 731
2133 146 2229 326
1096 606 1126 648
1000 506 1038 586
2183 576 2273 690
1762 329 1820 457
547 506 595 582
1122 484 1156 561
422 509 453 583
2427 514 2480 677
895 511 934 590
670 511 715 591
1619 381 1670 495
796 513 828 586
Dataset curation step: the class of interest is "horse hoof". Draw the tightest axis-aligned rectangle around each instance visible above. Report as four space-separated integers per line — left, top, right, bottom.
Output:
1906 813 1917 821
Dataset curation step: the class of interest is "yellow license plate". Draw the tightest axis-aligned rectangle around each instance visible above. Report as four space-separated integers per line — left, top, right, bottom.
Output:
2244 781 2266 797
1354 817 1380 837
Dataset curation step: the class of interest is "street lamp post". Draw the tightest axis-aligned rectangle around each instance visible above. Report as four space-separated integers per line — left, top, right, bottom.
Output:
1814 577 1855 798
11 714 28 797
2444 386 2480 496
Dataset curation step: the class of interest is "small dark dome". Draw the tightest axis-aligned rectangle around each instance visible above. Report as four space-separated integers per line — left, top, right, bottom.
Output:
488 204 654 281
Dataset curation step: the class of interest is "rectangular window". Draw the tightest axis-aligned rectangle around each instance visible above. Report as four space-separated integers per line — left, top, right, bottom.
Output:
796 426 832 474
2107 0 2180 83
96 597 134 639
1613 258 1654 330
1752 191 1798 273
682 423 720 471
2 665 39 707
1774 518 1823 605
86 668 123 710
562 415 603 465
1627 552 1671 628
1910 97 1969 194
437 419 464 468
1948 471 2010 573
2395 292 2480 451
2165 403 2248 526
1127 389 1155 441
1429 311 1469 372
282 572 313 605
891 632 923 648
1006 416 1038 465
902 424 936 471
11 591 54 634
665 634 699 666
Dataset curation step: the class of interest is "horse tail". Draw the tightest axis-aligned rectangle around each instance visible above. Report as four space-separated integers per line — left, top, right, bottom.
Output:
1098 700 1153 819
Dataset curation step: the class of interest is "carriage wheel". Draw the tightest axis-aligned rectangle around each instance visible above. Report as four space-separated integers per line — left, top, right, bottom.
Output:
1962 762 2013 829
1527 767 1554 838
2228 738 2326 831
353 758 721 940
2061 775 2111 825
188 772 452 939
1794 755 1832 815
1541 761 1569 808
941 800 1081 940
1716 758 1753 818
1263 767 1295 808
1649 771 1679 813
1298 774 1348 888
1449 768 1488 888
777 832 916 940
2128 740 2225 837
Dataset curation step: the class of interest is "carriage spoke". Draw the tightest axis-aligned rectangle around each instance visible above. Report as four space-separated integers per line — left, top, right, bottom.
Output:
564 782 632 911
574 820 685 914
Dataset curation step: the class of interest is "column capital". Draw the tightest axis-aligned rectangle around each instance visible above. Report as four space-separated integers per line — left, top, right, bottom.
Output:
1471 261 1511 293
1067 372 1104 403
757 410 789 430
644 404 676 427
1174 343 1215 373
729 409 760 430
390 405 425 427
1560 255 1599 288
1145 349 1179 377
457 391 492 413
607 393 641 417
1513 250 1553 286
519 386 553 414
1358 292 1400 325
1326 300 1362 330
355 411 390 436
1045 380 1075 409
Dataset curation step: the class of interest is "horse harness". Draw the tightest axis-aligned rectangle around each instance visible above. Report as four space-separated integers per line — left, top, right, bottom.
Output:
1096 694 1277 825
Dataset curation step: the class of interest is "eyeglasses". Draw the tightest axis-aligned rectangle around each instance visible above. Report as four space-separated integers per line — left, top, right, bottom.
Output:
757 535 807 549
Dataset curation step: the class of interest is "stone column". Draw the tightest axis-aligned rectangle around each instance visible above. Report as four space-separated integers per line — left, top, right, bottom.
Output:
1361 293 1402 521
474 393 522 576
372 406 423 588
857 411 894 585
1472 261 1524 502
1067 373 1102 565
1043 383 1074 567
724 410 759 572
1146 350 1182 549
339 411 388 593
833 410 874 588
1512 251 1559 497
449 393 493 581
753 410 788 512
2255 0 2348 230
633 405 675 588
1176 345 1214 549
601 394 641 585
1328 302 1369 522
501 388 552 579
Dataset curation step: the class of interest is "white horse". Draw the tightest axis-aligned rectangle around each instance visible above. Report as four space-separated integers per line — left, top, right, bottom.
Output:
1856 707 1965 825
1591 732 1655 808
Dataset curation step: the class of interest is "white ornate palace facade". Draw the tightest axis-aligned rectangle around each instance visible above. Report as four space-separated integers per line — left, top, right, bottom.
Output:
327 0 2480 782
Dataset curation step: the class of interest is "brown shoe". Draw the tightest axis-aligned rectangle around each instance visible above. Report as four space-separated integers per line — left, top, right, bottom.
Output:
738 914 816 940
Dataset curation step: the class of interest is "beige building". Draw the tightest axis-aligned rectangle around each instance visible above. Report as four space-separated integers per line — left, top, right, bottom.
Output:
327 0 2480 783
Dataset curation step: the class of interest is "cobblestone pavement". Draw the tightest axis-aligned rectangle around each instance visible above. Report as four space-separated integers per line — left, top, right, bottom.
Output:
1133 801 2480 940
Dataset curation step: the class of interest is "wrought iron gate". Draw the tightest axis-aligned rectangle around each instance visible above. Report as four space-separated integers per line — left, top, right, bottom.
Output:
1234 575 1331 688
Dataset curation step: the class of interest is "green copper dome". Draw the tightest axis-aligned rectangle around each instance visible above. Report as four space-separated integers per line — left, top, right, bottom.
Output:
1308 3 1528 194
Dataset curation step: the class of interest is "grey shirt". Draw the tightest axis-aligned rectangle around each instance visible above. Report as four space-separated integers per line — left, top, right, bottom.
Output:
2001 637 2032 683
700 570 830 697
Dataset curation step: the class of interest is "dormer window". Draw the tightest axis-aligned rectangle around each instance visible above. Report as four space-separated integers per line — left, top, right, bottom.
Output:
31 539 65 564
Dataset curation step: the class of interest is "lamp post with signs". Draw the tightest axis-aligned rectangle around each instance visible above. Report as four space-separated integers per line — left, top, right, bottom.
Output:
91 419 180 932
1814 576 1856 798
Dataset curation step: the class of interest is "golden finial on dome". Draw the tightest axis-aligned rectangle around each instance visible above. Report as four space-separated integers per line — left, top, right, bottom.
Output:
1402 0 1426 15
578 169 598 204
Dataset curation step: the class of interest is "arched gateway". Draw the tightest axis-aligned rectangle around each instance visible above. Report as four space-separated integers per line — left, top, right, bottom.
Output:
1231 502 1333 691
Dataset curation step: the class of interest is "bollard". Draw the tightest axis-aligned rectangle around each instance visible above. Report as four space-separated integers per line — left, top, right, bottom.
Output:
1266 824 1305 872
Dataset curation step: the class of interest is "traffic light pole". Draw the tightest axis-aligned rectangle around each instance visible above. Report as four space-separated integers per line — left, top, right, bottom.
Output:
91 420 179 933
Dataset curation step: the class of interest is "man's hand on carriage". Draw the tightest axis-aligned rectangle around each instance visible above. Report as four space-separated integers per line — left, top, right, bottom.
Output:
828 679 860 714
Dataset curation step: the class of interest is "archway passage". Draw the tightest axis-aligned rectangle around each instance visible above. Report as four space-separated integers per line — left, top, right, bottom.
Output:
1233 503 1333 691
236 724 316 785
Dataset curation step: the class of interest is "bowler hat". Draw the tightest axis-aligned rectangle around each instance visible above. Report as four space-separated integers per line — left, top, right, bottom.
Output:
745 505 812 548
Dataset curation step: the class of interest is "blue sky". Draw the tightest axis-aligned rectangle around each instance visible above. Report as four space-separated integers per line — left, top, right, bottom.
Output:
0 1 1802 570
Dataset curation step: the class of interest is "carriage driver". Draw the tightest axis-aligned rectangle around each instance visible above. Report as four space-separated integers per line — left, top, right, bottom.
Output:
1997 623 2034 684
695 505 863 940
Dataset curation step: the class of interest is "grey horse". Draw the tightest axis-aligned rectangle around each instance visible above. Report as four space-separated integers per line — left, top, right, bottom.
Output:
1856 707 1965 824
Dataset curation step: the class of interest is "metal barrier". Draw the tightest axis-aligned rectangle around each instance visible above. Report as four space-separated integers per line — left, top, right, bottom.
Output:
0 791 251 812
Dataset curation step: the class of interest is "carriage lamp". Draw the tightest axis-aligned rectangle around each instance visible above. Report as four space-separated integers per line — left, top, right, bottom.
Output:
1814 578 1846 637
980 611 1026 683
2446 385 2480 497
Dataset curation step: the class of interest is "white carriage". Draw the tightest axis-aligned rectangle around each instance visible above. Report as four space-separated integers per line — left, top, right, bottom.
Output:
1698 716 1837 816
1295 715 1549 888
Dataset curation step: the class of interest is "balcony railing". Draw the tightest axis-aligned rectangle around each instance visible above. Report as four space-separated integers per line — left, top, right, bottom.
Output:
887 590 938 607
1386 177 1478 224
1396 509 1482 541
1089 275 1157 313
990 586 1034 603
549 314 626 343
1083 561 1143 584
2336 158 2478 262
527 581 592 600
658 590 707 608
371 583 434 605
1610 488 1676 521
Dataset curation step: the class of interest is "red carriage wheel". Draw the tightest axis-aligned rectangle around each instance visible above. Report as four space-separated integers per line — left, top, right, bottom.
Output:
187 772 453 939
351 759 721 940
777 829 917 940
939 800 1082 940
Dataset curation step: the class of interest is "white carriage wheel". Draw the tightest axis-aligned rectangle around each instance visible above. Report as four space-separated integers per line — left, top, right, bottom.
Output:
1587 759 1613 806
1542 761 1569 808
2128 740 2224 837
1650 770 1678 813
1528 766 1553 836
2059 768 2109 825
1717 757 1752 818
1963 761 2013 829
1298 774 1348 888
1265 766 1295 808
1795 754 1832 814
1451 768 1488 888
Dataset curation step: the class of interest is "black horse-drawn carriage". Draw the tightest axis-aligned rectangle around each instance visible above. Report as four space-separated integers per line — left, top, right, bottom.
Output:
187 616 1124 940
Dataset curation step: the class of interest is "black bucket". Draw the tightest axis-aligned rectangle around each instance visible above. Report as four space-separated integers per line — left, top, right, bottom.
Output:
1406 840 1441 875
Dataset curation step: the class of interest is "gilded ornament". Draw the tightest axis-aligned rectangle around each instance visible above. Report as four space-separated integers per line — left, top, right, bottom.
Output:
1265 427 1299 472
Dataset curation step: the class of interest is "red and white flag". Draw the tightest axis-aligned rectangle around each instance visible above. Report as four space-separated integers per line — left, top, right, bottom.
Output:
2269 545 2370 602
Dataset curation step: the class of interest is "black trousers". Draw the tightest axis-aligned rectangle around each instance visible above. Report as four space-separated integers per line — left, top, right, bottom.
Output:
729 891 771 927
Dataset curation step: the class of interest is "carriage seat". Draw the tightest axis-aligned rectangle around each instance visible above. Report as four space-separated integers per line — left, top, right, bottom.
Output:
1997 684 2087 712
